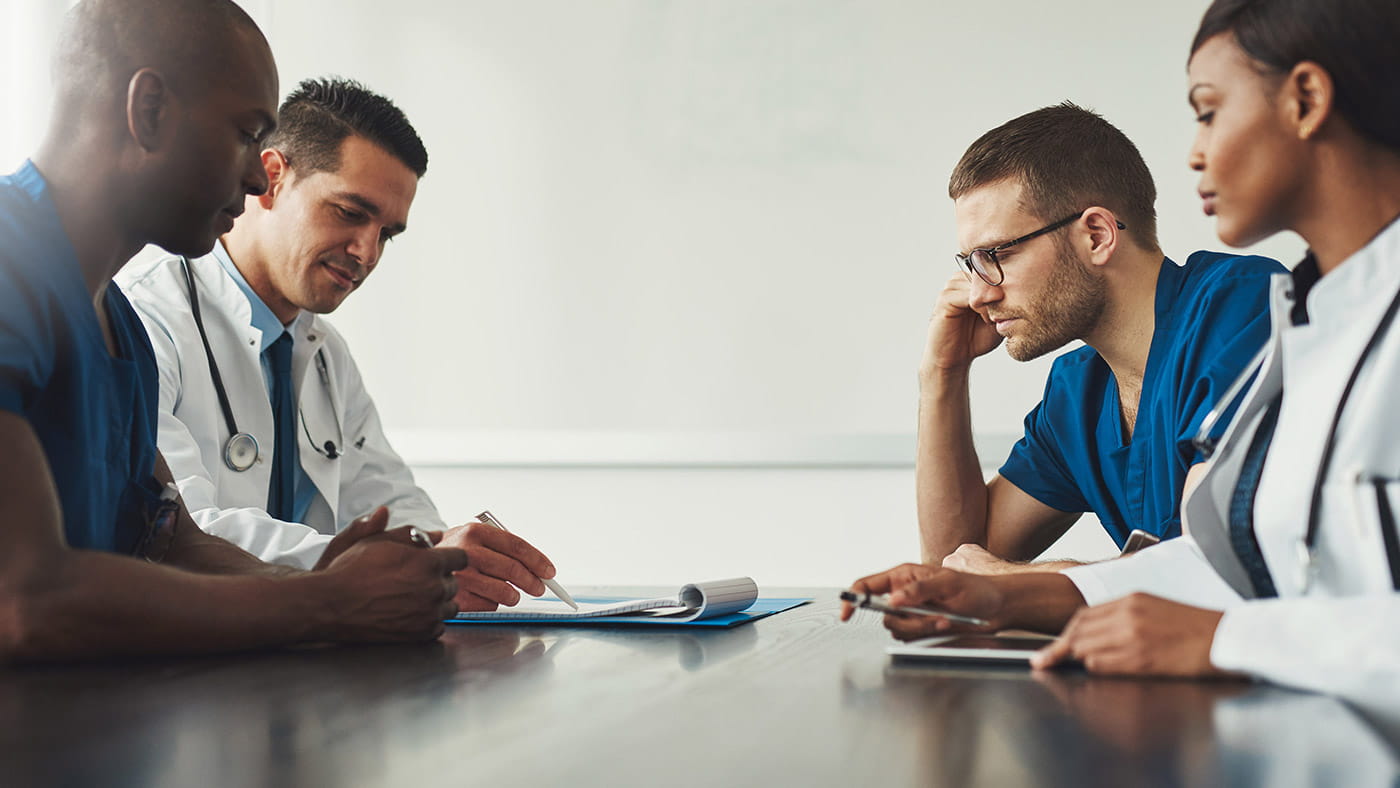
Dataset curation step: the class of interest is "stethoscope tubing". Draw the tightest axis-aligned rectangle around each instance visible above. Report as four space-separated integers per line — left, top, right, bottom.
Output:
1193 277 1400 590
179 257 343 472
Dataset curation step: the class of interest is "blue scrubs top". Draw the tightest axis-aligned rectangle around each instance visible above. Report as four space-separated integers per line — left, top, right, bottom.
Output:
0 161 161 553
999 251 1286 547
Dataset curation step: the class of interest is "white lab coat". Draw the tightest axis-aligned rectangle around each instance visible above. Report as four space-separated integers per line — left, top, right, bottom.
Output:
116 245 445 569
1064 218 1400 708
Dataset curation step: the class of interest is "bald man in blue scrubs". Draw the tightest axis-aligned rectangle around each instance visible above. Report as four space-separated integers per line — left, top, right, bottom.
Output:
0 0 463 662
916 103 1286 574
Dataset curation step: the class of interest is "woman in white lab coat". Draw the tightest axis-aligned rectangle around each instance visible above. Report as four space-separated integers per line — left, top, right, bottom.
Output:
844 0 1400 706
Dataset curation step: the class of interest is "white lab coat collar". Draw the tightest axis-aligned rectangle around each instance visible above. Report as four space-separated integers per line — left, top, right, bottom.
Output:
1298 216 1400 334
190 248 337 517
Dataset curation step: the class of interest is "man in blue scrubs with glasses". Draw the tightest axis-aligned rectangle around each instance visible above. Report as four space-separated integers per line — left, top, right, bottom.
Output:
917 103 1285 574
0 0 464 661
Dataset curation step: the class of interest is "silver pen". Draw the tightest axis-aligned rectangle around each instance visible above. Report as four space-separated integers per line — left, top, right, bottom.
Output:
477 510 578 610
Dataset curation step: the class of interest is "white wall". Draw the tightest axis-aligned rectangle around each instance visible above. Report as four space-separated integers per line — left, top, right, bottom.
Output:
247 0 1306 454
409 462 1118 588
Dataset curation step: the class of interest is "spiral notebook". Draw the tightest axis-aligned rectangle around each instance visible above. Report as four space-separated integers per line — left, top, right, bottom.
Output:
447 577 798 626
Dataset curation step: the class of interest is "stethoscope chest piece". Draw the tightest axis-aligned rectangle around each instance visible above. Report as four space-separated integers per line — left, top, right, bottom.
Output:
224 432 260 472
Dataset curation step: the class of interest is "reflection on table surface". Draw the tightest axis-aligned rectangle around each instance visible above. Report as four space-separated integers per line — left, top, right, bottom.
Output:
0 592 1394 787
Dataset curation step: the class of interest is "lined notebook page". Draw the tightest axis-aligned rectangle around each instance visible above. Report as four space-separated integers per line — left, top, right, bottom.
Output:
450 577 758 622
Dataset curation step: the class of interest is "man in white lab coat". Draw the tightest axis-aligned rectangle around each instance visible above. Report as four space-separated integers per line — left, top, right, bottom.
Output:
119 77 557 611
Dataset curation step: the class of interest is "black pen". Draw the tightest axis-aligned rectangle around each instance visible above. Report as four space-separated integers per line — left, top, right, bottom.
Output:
840 590 990 627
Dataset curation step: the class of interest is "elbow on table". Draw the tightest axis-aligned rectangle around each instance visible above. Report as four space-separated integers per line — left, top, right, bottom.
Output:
0 559 76 664
0 589 48 663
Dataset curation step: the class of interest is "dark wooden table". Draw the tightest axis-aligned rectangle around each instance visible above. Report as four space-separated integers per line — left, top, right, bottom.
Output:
2 590 1396 787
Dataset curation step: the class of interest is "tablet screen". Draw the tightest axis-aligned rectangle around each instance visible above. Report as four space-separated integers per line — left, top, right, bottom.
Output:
921 636 1053 651
885 634 1055 663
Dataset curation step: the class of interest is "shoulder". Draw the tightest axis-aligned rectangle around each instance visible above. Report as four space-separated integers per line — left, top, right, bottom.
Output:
1175 250 1287 294
116 247 207 330
115 245 186 295
1164 251 1287 334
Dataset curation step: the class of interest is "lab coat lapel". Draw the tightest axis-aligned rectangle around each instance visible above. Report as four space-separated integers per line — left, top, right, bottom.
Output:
198 260 279 511
1181 275 1291 598
294 314 341 525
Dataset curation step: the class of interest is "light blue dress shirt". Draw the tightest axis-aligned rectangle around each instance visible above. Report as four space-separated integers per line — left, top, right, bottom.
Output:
213 243 316 524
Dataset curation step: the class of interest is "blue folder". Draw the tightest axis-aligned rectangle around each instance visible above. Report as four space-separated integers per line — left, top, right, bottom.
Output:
446 597 810 628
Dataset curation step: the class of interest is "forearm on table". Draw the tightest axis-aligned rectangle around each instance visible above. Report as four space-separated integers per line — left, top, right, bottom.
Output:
916 366 990 564
163 508 300 576
0 550 337 662
154 451 301 575
994 572 1087 633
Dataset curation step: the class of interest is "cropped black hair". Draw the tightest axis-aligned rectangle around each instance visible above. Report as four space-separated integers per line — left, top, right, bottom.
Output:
266 77 428 177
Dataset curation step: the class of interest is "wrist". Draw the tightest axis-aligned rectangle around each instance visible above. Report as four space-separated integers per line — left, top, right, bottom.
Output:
994 573 1085 632
918 362 971 394
280 571 346 644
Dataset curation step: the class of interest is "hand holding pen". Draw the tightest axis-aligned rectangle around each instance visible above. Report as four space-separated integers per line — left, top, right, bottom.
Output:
477 511 577 609
433 510 571 613
840 562 1002 641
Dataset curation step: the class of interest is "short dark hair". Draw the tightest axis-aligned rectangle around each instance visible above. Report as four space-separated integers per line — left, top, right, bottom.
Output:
266 77 428 178
948 102 1159 252
1191 0 1400 153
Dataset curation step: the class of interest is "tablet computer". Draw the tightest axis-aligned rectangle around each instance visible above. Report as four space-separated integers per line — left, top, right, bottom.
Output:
886 634 1056 664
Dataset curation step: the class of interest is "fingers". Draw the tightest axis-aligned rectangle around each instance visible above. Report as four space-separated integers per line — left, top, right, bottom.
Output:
314 506 392 570
434 546 469 574
1031 603 1130 673
453 566 526 607
453 589 503 613
342 506 391 542
457 523 557 580
849 563 930 596
463 545 549 597
842 563 940 622
886 568 961 608
884 613 952 642
941 553 969 572
438 569 461 621
1031 632 1076 670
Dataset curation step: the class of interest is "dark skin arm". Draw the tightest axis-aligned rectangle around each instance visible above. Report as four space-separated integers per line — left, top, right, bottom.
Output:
843 563 1239 679
150 453 379 576
839 562 1086 639
0 412 467 663
150 452 296 575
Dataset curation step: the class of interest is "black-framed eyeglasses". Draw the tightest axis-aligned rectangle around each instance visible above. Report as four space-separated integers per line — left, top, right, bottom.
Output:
954 212 1126 286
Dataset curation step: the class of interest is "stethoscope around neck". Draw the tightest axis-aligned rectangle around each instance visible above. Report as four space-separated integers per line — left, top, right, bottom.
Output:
1190 280 1400 593
180 257 344 472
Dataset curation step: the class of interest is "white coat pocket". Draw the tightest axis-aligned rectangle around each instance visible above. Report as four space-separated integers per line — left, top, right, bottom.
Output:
1342 474 1400 593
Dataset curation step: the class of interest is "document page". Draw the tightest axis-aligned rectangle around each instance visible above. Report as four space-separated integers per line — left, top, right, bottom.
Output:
449 577 758 622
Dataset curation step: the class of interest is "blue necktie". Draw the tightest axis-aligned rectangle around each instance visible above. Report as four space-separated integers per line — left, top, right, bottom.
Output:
267 332 297 521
